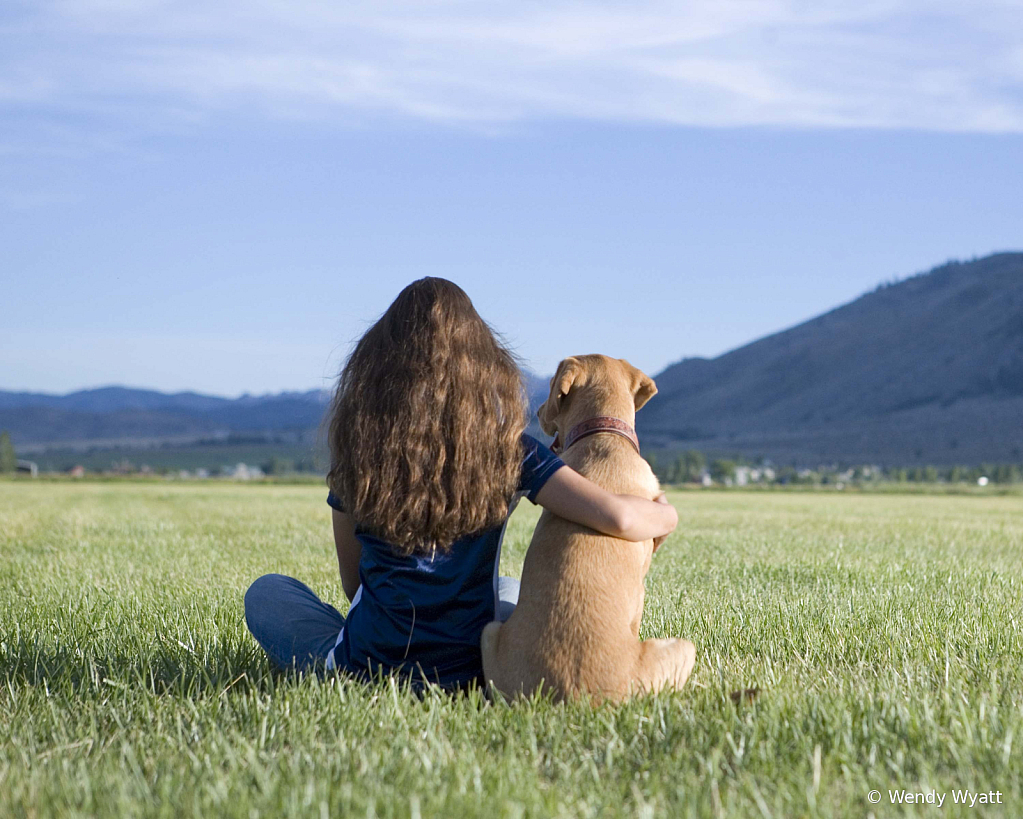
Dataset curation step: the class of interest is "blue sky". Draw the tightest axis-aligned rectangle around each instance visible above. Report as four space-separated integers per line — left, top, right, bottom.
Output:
2 1 1022 395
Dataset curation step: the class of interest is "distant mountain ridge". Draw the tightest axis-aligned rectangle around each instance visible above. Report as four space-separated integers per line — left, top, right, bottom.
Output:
0 387 331 451
639 252 1023 465
0 385 327 412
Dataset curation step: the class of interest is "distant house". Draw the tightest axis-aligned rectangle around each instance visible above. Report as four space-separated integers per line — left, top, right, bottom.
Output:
228 463 264 481
734 466 774 486
68 465 85 478
16 459 38 477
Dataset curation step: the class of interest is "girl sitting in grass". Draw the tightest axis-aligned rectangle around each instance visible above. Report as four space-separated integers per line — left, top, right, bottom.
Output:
244 277 677 690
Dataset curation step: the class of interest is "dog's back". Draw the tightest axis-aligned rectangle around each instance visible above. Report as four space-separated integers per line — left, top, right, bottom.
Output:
482 356 680 702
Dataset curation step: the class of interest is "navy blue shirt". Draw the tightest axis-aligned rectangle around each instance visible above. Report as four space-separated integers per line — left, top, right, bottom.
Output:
325 433 564 689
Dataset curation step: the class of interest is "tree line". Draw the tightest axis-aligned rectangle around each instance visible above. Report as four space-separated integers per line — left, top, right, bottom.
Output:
645 449 1023 486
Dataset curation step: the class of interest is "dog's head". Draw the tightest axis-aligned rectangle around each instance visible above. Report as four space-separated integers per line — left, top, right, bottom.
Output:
537 355 657 437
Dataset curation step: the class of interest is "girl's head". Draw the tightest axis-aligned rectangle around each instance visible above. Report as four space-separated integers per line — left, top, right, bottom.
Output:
327 278 526 555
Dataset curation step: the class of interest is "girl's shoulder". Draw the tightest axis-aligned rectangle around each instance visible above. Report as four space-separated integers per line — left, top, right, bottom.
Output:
517 433 565 503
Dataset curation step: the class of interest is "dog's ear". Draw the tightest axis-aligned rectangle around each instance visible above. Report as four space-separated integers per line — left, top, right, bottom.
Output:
538 357 584 435
624 360 657 411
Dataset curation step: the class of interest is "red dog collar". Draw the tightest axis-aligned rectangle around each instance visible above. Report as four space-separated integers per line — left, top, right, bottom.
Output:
550 416 640 455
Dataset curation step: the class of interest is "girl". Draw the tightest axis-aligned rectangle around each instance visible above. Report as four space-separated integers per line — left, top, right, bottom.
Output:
244 278 677 689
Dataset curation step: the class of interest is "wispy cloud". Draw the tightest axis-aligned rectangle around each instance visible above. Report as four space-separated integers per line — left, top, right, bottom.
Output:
2 0 1022 142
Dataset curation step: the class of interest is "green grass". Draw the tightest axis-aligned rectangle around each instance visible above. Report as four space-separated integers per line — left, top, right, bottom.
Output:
1 482 1021 818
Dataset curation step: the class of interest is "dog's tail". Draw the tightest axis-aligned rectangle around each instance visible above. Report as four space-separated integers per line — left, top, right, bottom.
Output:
480 620 503 685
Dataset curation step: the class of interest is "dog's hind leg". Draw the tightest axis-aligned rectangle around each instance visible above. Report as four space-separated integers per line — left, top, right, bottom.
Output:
633 638 696 694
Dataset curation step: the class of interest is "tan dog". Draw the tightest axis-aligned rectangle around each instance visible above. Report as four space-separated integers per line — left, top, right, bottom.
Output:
481 355 696 702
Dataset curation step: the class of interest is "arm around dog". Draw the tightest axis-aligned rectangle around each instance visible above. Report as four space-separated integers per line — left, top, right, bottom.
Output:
533 466 677 543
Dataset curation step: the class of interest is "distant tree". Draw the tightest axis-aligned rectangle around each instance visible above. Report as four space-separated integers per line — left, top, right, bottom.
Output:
262 457 296 476
680 450 706 483
992 464 1021 484
659 456 673 483
644 453 658 476
795 469 820 486
666 450 705 483
908 466 938 482
0 431 16 474
709 459 736 484
852 466 874 482
775 465 796 485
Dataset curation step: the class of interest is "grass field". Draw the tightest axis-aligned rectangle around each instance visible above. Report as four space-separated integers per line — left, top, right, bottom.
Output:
2 482 1021 818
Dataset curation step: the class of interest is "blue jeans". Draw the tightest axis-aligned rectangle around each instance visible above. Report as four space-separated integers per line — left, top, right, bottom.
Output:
244 573 521 671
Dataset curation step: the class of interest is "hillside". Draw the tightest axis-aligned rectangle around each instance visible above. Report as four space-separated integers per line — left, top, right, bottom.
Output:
640 252 1023 465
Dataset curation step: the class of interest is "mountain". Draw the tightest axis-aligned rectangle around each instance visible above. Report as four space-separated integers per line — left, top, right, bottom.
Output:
0 387 330 451
522 370 551 407
639 252 1023 465
0 386 230 413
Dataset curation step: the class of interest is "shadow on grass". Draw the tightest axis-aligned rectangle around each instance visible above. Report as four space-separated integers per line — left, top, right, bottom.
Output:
0 636 495 705
2 628 762 708
0 633 310 699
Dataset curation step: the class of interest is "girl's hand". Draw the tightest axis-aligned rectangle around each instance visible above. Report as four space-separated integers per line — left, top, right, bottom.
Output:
651 493 673 553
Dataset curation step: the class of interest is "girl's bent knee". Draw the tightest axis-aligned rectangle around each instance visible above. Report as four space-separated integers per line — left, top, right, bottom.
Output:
244 574 289 627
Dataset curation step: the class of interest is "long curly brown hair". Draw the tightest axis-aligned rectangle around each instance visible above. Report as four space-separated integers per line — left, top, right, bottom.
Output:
326 278 527 555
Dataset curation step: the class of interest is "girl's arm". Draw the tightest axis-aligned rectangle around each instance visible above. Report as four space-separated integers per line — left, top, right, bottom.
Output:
332 510 362 602
533 466 677 543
